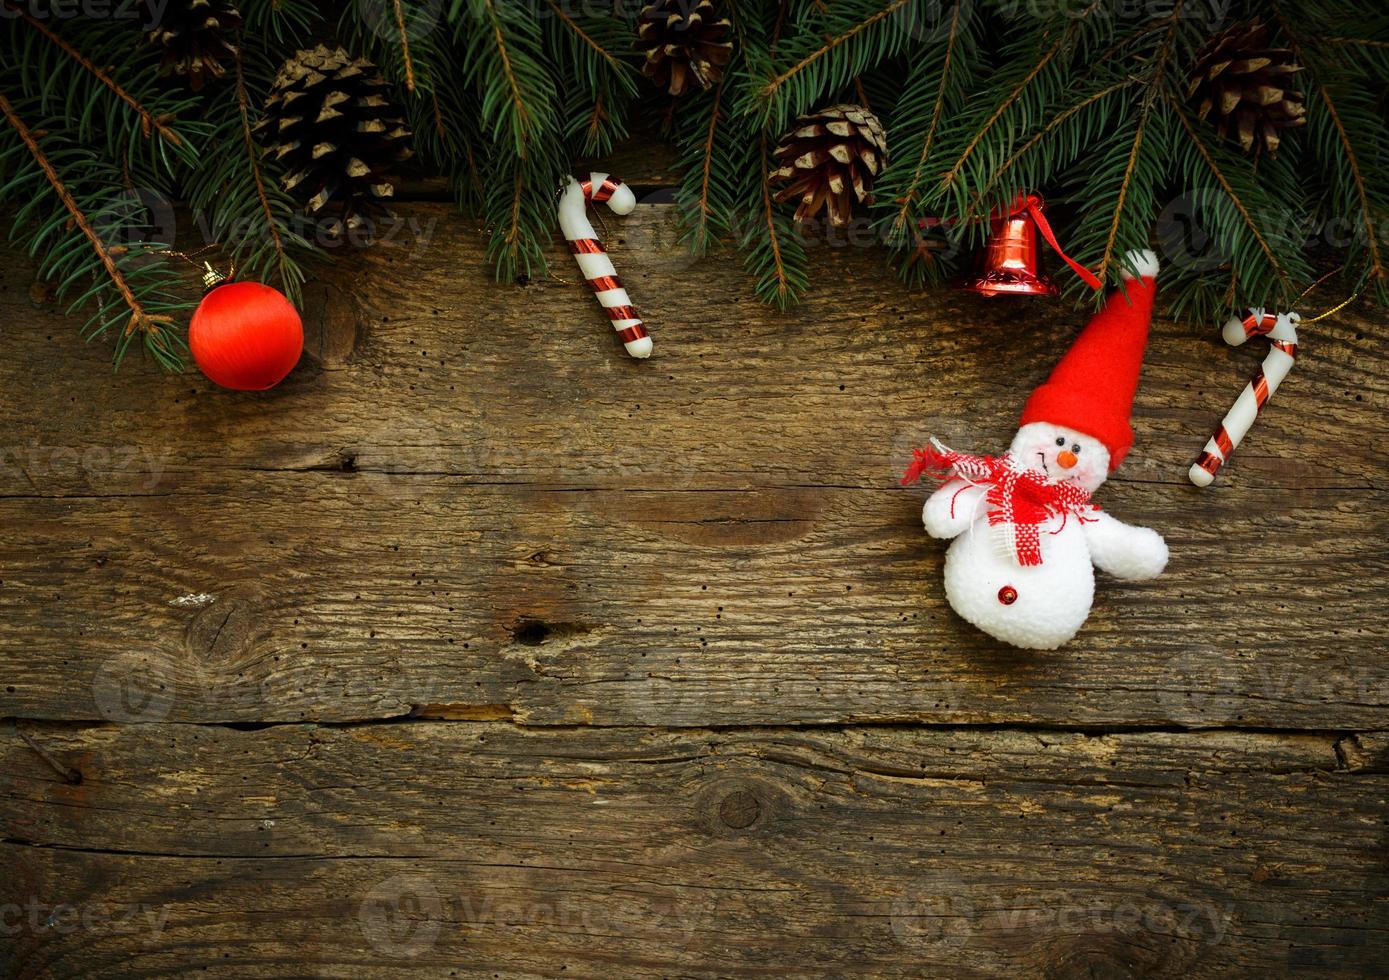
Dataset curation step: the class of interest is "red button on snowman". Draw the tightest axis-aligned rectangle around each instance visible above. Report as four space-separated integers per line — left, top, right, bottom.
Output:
904 249 1169 650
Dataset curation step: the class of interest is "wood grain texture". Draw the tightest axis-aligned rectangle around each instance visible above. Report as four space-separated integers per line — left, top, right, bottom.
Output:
1 206 1385 730
2 194 1387 975
3 722 1387 977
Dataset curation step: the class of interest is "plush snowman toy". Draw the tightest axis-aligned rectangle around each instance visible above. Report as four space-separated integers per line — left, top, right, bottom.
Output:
905 249 1169 649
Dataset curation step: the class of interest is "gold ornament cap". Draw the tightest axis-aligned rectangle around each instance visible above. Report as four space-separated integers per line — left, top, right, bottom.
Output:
201 262 229 291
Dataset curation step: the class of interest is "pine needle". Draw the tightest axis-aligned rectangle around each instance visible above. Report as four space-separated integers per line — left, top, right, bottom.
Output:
6 1 184 146
966 78 1134 222
234 45 290 289
0 90 173 341
694 78 726 249
1168 92 1289 286
541 0 627 72
761 0 911 99
1273 11 1386 282
754 132 798 307
890 0 964 237
392 0 417 92
1098 3 1180 283
482 0 532 149
936 38 1065 193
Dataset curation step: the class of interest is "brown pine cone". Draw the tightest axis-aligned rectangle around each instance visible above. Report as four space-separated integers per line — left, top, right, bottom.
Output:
255 45 413 231
639 0 734 97
770 104 888 228
1186 19 1306 154
145 0 242 91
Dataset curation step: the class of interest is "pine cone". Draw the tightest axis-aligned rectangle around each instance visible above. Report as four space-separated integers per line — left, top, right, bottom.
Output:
770 105 888 228
145 0 242 91
255 45 412 231
639 0 733 97
1186 19 1306 154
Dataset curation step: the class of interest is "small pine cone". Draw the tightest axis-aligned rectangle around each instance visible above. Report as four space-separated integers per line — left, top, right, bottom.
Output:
145 0 242 91
1186 19 1306 155
639 0 733 97
770 104 888 228
255 45 413 231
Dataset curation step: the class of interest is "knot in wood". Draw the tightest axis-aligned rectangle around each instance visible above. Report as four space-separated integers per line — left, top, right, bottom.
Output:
186 597 256 664
300 280 363 367
1044 946 1137 980
717 788 760 829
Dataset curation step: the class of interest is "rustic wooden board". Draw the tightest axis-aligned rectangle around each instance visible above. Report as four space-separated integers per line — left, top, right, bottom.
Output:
1 206 1385 730
3 722 1387 977
2 196 1387 974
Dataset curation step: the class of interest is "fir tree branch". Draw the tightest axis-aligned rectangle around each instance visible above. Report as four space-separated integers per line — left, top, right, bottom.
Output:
754 132 797 306
0 90 173 340
506 161 525 255
1168 91 1290 284
852 76 869 107
584 91 606 150
482 0 531 146
890 0 964 237
234 46 289 288
1308 87 1385 280
541 0 626 73
693 78 726 249
772 0 790 49
1272 12 1386 282
936 36 1066 193
760 0 910 99
966 78 1134 222
1097 5 1181 282
393 0 417 92
455 0 557 160
1320 37 1389 49
4 1 183 146
431 90 447 140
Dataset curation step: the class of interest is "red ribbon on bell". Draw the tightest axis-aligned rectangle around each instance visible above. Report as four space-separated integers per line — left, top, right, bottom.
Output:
963 194 1102 297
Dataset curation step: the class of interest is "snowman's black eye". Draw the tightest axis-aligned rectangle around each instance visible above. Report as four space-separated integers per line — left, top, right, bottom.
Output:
1055 437 1066 446
1071 443 1081 454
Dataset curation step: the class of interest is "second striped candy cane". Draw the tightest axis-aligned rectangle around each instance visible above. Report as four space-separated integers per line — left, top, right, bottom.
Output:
1189 308 1300 487
558 173 652 359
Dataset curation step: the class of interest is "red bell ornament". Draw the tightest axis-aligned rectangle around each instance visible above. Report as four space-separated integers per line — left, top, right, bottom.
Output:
964 195 1102 298
189 266 303 390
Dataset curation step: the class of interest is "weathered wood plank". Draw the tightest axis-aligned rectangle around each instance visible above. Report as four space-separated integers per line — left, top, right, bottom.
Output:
2 723 1386 977
0 477 1385 728
2 207 1383 495
1 207 1386 728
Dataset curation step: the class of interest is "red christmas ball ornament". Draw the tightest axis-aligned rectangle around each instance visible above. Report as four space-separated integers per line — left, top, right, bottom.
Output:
188 266 303 390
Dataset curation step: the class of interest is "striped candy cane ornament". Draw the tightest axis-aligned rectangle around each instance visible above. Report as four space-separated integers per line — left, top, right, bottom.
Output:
558 173 652 358
1189 308 1300 487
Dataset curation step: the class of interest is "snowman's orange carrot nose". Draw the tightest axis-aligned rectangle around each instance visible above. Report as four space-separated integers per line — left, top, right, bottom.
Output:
1057 450 1078 469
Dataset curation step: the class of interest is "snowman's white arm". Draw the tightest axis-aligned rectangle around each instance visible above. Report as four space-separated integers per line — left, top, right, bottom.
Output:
1082 511 1169 580
923 479 989 539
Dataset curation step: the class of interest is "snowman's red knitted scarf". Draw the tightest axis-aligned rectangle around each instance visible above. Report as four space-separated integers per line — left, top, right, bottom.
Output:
902 442 1098 566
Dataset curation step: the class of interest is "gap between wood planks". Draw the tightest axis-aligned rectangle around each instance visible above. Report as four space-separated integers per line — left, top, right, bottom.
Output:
5 711 1384 750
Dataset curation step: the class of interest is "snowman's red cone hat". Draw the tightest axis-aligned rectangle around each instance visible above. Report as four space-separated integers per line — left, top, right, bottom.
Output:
1019 249 1159 471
